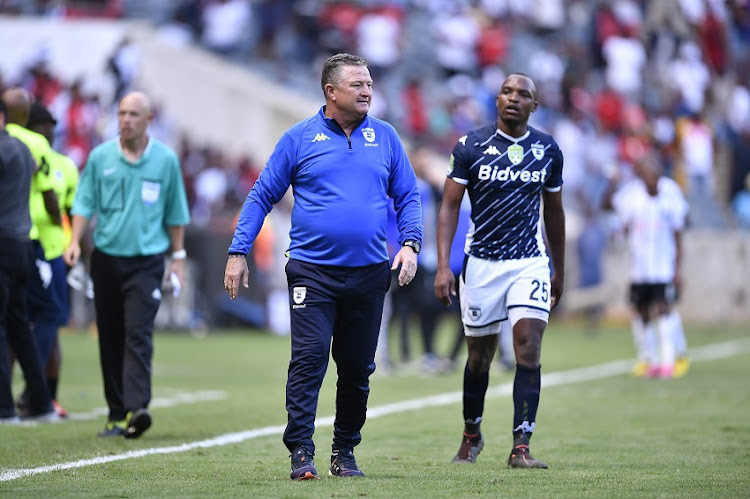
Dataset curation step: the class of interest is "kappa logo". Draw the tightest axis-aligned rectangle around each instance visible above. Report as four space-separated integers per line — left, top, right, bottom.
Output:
531 143 545 160
483 145 501 156
459 135 467 146
362 127 376 142
312 133 331 143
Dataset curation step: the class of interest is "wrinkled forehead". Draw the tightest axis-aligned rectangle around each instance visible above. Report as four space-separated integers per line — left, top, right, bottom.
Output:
338 65 372 83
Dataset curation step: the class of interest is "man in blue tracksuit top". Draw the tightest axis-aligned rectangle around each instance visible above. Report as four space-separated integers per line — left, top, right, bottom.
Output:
224 53 423 480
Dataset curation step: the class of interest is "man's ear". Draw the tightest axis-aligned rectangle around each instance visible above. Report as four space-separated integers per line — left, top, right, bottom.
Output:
325 84 336 100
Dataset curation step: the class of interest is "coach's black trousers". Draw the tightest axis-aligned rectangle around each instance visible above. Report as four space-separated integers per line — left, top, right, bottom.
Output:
91 249 164 421
0 237 52 418
282 258 391 454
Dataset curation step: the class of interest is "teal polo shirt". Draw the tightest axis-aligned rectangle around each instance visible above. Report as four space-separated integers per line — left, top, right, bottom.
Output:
72 136 190 257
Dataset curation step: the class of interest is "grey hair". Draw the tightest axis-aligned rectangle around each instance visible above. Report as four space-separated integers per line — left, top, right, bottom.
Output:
321 53 368 94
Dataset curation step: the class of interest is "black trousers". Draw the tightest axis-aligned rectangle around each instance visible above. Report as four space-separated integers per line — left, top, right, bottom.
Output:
0 237 51 417
282 258 391 454
90 249 164 421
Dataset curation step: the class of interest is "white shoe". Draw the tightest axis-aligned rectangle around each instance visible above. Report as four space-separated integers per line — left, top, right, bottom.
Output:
0 415 21 424
21 410 62 423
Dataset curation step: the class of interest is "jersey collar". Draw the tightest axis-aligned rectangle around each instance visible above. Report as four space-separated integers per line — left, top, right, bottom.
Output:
495 127 530 143
318 105 369 134
116 135 153 164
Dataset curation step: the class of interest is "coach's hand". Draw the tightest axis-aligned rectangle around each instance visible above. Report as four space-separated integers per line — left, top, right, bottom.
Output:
392 246 418 287
224 255 249 299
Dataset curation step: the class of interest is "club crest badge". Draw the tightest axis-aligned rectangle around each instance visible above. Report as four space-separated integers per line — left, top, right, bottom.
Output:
362 127 376 142
469 306 482 320
507 144 524 165
293 287 306 304
531 143 545 161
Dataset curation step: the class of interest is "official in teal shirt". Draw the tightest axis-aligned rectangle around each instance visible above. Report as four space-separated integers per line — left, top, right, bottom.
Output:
64 91 190 439
71 135 189 256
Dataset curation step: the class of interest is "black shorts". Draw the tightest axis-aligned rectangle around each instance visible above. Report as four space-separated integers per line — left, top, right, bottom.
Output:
629 282 677 309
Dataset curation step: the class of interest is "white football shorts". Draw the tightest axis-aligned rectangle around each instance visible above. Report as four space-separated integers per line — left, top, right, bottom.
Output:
459 255 551 337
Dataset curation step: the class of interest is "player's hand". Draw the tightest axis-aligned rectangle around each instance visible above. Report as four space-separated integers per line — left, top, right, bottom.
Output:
224 256 249 299
434 267 456 307
550 272 564 310
63 242 81 267
169 257 186 291
392 246 418 286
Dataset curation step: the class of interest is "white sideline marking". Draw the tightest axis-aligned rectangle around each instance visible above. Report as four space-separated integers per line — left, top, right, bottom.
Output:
2 338 749 482
66 390 228 421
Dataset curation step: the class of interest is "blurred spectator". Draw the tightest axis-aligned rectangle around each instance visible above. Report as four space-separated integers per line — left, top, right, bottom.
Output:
317 0 361 55
675 112 715 197
201 0 252 59
601 23 646 99
50 79 101 167
432 4 480 78
355 5 403 82
107 37 140 104
733 173 750 228
670 41 711 115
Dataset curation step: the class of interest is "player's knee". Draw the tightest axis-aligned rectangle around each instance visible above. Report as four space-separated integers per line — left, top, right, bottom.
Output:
467 350 494 373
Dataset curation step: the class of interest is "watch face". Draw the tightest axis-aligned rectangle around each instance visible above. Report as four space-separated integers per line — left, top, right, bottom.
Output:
406 240 420 254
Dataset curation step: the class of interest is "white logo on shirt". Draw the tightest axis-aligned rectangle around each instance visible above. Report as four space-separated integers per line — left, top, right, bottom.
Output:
103 167 117 176
362 128 376 142
312 133 331 142
292 286 307 309
531 143 545 160
483 145 501 156
293 287 306 304
507 144 524 165
141 181 160 205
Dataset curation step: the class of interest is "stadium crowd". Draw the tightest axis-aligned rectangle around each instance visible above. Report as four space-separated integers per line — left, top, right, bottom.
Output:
1 0 750 368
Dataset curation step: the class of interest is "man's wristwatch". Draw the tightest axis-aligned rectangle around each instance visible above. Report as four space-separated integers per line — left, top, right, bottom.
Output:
403 240 421 255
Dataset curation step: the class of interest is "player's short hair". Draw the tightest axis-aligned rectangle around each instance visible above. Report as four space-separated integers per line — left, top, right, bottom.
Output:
321 53 368 93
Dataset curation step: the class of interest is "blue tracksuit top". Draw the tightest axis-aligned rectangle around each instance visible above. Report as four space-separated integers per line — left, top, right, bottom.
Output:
229 106 423 267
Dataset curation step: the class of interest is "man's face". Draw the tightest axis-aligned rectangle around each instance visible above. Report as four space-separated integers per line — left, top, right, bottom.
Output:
496 75 538 128
328 65 372 118
118 94 151 141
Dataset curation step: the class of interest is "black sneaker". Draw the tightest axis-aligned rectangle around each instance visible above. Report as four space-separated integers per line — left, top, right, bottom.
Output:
329 449 365 477
507 444 548 469
452 432 484 463
290 445 319 480
124 409 152 439
98 420 126 437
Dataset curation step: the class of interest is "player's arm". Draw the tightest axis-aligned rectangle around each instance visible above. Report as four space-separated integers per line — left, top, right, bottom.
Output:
673 228 683 292
42 188 62 225
543 189 566 309
63 214 91 267
168 225 187 289
37 155 62 225
434 178 465 306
